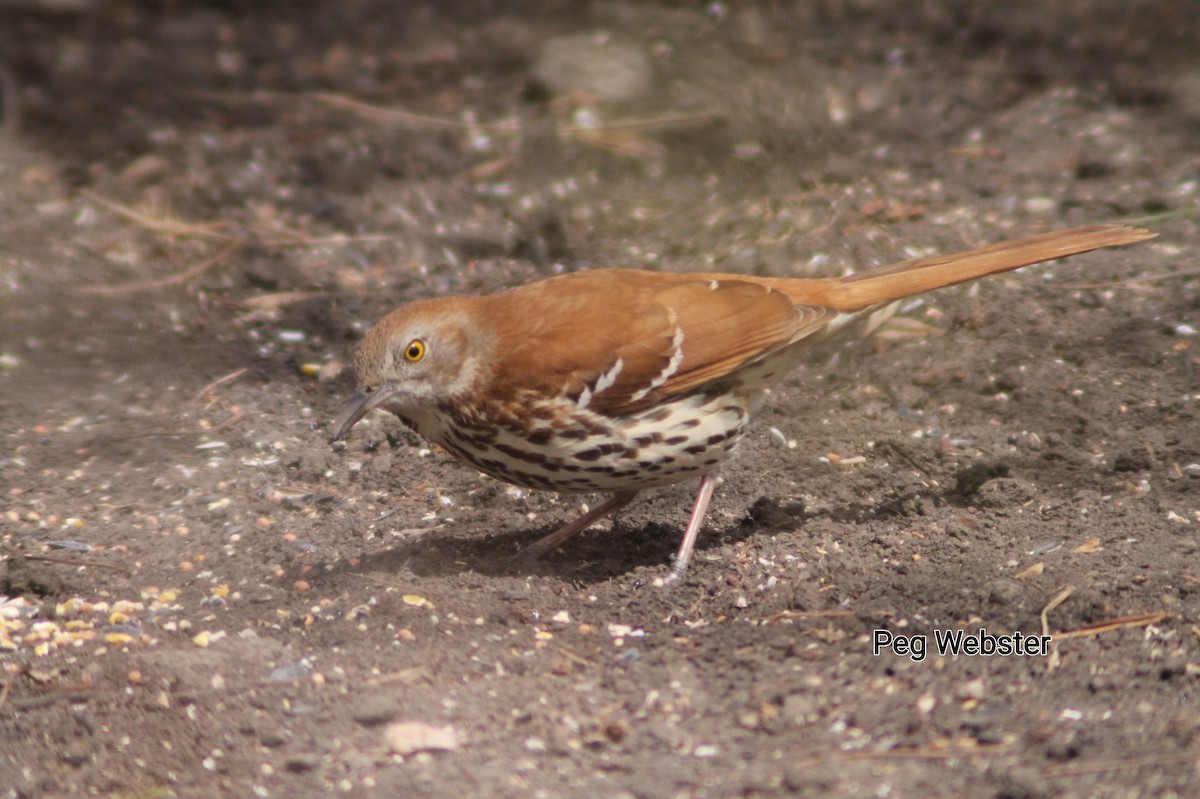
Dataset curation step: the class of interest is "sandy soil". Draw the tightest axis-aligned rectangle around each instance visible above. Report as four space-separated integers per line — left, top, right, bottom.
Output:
1 2 1198 797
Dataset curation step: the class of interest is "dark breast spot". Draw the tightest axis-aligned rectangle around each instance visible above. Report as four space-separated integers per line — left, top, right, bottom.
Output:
577 442 625 460
526 428 555 446
460 429 497 447
642 407 672 423
495 442 547 465
513 472 554 490
664 435 690 446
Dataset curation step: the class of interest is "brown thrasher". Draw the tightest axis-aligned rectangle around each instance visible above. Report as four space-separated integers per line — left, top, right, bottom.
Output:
331 224 1153 583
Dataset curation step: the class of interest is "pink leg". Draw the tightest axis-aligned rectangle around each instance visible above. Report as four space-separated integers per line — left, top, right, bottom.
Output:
661 471 720 585
514 492 638 565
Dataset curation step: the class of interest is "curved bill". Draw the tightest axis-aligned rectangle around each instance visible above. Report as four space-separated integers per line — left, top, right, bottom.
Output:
330 385 395 443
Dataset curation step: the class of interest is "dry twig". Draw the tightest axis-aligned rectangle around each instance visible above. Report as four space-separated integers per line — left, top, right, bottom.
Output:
80 189 233 240
1051 611 1171 641
1047 267 1200 291
764 609 855 625
194 368 250 402
76 239 241 296
1039 585 1074 638
1042 749 1200 778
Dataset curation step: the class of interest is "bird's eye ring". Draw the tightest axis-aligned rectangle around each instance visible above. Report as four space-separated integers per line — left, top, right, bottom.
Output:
403 339 426 362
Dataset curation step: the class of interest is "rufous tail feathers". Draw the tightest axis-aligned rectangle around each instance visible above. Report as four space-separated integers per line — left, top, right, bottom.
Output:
808 224 1155 312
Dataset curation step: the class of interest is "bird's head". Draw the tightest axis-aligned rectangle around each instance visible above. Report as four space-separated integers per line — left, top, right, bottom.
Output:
330 298 482 442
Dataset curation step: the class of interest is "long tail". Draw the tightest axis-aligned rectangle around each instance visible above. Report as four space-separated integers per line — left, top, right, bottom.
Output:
793 224 1155 312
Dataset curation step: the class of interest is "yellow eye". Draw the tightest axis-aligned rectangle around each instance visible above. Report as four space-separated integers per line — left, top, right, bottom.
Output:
403 339 426 362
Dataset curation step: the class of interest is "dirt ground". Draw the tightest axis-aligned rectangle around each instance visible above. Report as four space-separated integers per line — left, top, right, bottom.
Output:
1 1 1198 797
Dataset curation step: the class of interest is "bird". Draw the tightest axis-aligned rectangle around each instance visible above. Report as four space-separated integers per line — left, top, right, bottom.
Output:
331 224 1154 583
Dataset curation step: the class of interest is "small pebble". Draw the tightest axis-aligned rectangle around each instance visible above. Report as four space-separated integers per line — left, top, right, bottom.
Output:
1023 196 1057 213
1029 539 1063 555
959 677 987 700
47 540 92 552
270 661 312 683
